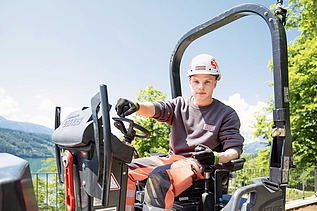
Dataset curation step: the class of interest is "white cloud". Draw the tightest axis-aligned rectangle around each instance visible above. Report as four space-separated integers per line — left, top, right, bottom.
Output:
33 95 55 112
223 93 269 143
22 95 55 128
0 89 70 129
0 87 21 118
27 95 79 128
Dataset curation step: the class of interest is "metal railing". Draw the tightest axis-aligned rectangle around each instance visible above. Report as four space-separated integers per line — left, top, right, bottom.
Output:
32 167 317 210
228 167 317 200
31 172 65 211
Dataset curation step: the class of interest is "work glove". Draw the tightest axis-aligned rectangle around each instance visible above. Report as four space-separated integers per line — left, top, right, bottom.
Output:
192 144 219 167
115 98 140 117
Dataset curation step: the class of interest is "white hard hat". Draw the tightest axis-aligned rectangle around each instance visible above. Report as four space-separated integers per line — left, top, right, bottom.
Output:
187 54 221 81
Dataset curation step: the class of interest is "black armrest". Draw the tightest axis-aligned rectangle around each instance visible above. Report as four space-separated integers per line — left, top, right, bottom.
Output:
216 158 245 172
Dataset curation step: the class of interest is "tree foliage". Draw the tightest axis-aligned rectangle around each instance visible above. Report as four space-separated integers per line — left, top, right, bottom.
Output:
0 128 54 158
253 0 317 167
287 0 317 37
131 86 171 157
247 99 274 169
286 0 317 167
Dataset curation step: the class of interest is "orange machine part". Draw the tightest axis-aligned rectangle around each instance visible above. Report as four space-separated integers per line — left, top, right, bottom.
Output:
64 150 75 211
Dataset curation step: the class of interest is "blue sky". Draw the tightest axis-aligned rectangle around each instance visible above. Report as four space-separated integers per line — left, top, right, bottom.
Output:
0 1 297 142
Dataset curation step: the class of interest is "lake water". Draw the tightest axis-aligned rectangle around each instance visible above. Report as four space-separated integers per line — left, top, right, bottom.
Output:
24 157 54 173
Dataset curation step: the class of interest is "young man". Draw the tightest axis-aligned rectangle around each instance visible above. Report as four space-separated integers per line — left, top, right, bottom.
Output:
115 54 244 211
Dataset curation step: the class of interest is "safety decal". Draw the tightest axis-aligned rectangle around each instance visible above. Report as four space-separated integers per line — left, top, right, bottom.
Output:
110 173 121 191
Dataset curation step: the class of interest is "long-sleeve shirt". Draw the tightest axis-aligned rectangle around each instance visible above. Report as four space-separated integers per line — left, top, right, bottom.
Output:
152 96 244 157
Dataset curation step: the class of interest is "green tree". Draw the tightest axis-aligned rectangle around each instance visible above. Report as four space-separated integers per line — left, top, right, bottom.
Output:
132 86 171 157
286 0 317 167
253 0 317 168
249 99 274 169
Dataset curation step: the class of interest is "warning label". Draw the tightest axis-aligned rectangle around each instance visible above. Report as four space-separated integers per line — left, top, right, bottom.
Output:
110 173 120 191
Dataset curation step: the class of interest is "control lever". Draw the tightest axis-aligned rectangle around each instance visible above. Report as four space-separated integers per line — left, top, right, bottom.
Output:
194 145 213 210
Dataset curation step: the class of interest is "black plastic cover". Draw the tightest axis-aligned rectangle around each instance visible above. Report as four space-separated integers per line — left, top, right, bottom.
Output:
0 153 38 211
52 107 96 147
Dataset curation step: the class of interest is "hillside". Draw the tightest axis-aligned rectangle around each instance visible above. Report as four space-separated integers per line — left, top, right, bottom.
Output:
0 116 53 135
0 128 54 158
243 140 267 155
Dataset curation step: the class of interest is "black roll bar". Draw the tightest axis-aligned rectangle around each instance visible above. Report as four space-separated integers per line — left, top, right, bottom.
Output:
99 84 113 206
90 85 113 206
54 106 63 183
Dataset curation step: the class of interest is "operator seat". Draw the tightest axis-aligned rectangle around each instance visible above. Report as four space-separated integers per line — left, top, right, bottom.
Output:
173 158 245 210
135 157 245 211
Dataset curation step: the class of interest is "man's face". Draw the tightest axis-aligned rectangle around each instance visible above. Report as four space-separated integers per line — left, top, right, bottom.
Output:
189 74 217 106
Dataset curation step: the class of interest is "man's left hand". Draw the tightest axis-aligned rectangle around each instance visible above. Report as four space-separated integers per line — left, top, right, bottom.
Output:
192 144 219 166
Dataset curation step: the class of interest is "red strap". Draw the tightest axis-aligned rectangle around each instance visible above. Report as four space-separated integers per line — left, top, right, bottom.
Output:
64 150 75 211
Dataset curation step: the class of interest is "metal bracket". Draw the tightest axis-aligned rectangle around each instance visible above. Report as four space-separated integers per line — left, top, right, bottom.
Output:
271 127 286 137
273 108 286 122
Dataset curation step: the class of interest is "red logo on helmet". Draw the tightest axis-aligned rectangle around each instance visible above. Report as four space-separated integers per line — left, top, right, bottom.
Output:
210 59 218 70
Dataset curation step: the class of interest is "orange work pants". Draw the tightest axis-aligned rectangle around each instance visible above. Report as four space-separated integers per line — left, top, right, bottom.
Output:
125 155 203 210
